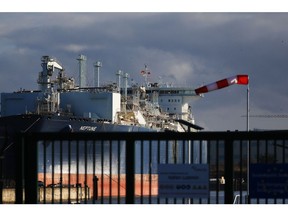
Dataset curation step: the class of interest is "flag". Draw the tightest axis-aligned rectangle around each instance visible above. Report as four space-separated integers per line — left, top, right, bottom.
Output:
195 74 249 95
140 65 151 76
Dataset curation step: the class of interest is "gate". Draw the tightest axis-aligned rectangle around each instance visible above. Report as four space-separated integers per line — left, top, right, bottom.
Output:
1 130 288 204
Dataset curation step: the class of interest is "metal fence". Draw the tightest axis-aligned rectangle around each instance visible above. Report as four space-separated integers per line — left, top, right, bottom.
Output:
1 130 288 204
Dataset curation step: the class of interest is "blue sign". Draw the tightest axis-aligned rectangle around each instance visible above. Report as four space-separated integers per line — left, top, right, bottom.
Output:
250 164 288 198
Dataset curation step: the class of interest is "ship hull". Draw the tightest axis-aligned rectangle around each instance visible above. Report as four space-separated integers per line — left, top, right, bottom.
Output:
0 114 160 199
0 115 200 199
1 114 204 200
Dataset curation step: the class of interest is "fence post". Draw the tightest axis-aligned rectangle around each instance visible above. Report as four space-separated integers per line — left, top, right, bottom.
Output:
0 155 3 204
15 134 24 204
126 138 135 204
24 134 38 204
224 134 234 204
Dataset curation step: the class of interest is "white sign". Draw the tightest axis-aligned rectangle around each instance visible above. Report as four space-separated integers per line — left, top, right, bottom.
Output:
158 164 209 198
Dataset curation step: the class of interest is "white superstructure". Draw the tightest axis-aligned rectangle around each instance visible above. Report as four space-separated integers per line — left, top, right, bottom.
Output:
1 55 204 132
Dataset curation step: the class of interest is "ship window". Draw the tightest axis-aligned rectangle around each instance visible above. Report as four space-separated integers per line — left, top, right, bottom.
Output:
174 108 176 110
167 108 169 111
168 99 170 102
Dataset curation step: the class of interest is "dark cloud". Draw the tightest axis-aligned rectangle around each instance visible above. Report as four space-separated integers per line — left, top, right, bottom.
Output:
1 13 288 130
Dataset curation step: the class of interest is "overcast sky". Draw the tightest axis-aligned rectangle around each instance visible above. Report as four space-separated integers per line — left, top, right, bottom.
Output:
1 12 288 131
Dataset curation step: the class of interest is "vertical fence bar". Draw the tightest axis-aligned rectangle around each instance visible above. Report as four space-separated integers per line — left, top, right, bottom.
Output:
126 138 135 204
109 140 112 204
216 141 219 204
191 140 194 204
224 136 234 204
239 140 243 204
283 140 286 164
157 140 161 204
101 140 104 203
92 141 96 204
84 140 88 204
68 140 71 204
15 134 24 204
246 138 250 204
140 140 143 204
207 140 211 204
76 141 80 203
173 140 176 204
24 134 38 204
165 140 169 204
43 141 47 204
283 140 286 204
265 140 268 204
0 128 7 204
0 151 2 204
255 140 259 204
149 140 152 204
273 139 277 204
199 140 203 204
182 140 186 204
51 141 55 204
60 140 63 204
117 140 121 204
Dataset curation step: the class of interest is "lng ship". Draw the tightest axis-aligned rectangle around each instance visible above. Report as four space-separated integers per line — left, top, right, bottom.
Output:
0 55 205 198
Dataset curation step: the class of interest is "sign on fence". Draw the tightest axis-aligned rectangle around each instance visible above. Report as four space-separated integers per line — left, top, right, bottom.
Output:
158 164 209 198
250 164 288 199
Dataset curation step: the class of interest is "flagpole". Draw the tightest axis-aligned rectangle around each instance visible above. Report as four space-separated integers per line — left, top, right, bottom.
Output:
246 83 250 203
247 84 249 132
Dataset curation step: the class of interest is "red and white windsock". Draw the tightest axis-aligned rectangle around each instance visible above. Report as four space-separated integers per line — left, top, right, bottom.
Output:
195 74 249 95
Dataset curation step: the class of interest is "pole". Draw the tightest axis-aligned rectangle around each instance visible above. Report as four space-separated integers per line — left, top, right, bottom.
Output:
247 84 250 132
188 135 191 204
97 67 100 88
246 84 250 203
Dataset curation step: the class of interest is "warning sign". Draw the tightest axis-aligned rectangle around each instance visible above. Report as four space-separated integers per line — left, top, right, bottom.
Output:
158 164 209 198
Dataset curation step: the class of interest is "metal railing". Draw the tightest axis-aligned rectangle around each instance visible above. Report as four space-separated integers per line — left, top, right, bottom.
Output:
1 130 288 204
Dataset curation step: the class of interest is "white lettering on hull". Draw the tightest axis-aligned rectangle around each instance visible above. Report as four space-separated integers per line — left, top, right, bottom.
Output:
79 126 97 131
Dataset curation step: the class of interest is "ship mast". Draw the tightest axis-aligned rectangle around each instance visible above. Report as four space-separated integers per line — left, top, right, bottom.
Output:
140 65 151 87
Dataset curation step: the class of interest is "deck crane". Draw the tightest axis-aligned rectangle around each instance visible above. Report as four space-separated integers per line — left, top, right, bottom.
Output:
38 55 64 92
37 56 65 114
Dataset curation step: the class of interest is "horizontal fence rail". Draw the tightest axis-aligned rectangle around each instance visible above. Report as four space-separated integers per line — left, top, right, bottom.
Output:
1 130 288 204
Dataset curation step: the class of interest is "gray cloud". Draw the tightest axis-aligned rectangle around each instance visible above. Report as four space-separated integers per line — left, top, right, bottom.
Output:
1 12 288 131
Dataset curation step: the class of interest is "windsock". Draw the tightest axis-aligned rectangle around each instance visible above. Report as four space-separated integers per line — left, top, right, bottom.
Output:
195 74 249 95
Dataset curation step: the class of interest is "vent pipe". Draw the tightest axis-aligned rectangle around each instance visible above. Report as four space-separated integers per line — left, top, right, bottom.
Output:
94 61 102 87
77 54 87 88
